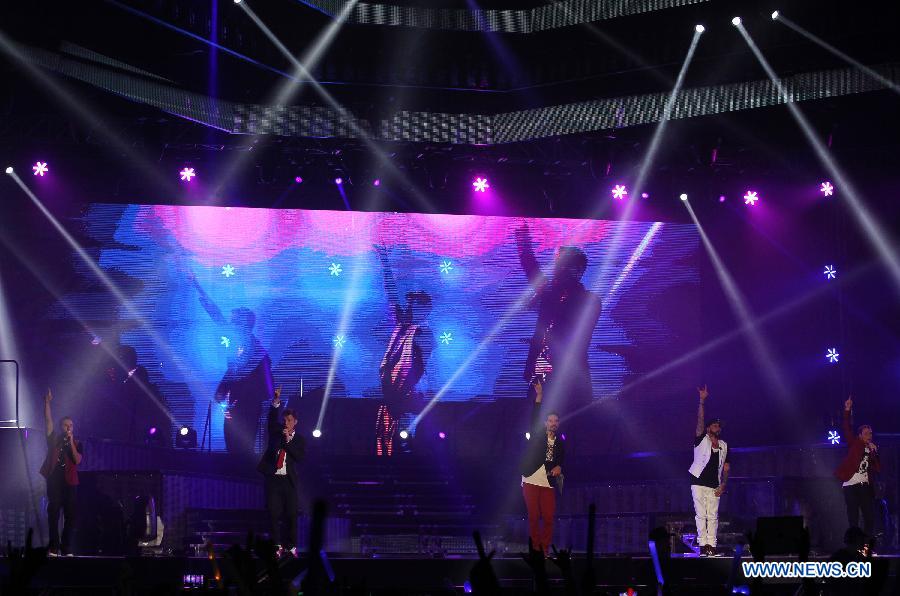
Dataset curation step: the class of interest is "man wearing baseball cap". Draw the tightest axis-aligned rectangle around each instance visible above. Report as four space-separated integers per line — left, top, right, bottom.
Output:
688 385 730 556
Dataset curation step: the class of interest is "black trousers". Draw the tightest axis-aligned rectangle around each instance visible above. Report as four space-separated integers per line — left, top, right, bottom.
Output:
265 475 298 548
47 474 77 553
843 482 875 536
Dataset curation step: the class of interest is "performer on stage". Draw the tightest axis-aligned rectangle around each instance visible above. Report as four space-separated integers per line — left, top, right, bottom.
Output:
515 223 601 411
40 388 84 557
375 246 434 456
835 396 880 537
257 387 305 557
688 385 729 557
191 273 274 457
521 380 564 555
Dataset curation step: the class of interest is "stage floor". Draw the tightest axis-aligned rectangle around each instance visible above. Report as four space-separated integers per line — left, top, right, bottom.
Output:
5 553 898 594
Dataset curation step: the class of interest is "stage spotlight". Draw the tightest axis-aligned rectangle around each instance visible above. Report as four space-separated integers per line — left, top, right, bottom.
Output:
771 10 779 20
399 430 409 440
824 265 837 280
719 195 726 203
472 177 490 192
334 177 343 185
179 167 196 182
826 348 840 364
820 181 834 196
373 179 381 187
641 192 650 199
294 176 303 184
234 0 242 3
176 425 197 448
146 426 162 446
312 429 322 438
679 193 688 201
827 430 840 445
695 24 705 33
743 190 759 205
4 166 12 175
612 184 628 200
438 431 446 440
525 432 531 440
32 161 48 177
731 16 742 26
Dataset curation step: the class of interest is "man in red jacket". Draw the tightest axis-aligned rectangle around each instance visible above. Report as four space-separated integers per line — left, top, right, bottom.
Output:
834 396 880 537
39 389 84 557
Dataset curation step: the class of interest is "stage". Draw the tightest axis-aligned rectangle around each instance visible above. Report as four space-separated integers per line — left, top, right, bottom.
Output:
5 552 899 595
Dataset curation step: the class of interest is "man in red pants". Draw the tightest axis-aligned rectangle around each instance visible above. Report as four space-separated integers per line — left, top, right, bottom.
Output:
521 380 565 555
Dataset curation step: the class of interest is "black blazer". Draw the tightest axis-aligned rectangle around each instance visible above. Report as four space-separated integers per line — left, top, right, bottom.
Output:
520 401 565 487
257 404 305 485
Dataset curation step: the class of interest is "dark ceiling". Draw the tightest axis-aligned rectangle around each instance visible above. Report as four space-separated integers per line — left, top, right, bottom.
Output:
1 0 899 220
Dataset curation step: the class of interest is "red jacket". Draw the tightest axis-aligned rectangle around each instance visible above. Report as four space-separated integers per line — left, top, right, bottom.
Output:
834 409 880 483
40 432 81 486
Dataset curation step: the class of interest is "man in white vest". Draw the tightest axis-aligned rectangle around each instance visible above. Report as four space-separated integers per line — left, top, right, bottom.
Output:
688 385 729 556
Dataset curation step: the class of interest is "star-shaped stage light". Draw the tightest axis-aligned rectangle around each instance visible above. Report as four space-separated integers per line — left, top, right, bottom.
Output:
328 263 342 276
439 260 453 274
824 265 836 280
180 167 196 182
820 181 834 197
220 336 230 348
32 162 48 176
439 332 453 345
333 335 346 349
612 184 628 200
828 430 841 445
826 348 840 364
472 177 490 193
743 191 759 206
221 264 236 278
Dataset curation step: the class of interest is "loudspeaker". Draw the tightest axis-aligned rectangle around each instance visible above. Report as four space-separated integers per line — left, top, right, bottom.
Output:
755 516 806 555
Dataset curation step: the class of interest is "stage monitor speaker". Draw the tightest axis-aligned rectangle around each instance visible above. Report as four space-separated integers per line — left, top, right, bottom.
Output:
755 515 806 555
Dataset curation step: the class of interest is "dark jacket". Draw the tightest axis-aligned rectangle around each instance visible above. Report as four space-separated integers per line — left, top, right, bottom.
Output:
40 432 83 486
834 409 880 483
520 401 565 487
257 404 305 485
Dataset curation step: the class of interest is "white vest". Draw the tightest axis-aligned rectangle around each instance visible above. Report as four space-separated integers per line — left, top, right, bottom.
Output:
688 435 727 482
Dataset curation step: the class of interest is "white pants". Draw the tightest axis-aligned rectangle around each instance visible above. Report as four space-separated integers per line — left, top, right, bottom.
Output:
691 484 720 547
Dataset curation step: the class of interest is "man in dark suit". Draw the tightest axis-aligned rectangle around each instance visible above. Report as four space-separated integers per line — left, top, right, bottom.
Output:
257 387 305 557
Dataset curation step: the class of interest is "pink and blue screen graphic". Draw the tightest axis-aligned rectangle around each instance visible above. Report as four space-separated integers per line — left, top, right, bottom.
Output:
68 205 699 449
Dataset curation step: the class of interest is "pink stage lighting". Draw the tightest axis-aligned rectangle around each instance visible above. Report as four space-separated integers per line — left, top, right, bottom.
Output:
179 167 196 182
743 190 759 206
472 177 490 193
334 177 343 185
641 192 649 199
438 432 446 440
612 184 628 200
32 161 48 176
373 179 381 187
294 176 303 184
820 181 834 197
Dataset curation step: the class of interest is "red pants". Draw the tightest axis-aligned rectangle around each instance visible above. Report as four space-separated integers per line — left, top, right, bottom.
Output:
523 482 556 553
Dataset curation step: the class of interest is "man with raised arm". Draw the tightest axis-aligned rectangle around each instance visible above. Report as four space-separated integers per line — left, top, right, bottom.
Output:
688 385 729 557
40 389 84 557
257 387 305 557
835 396 880 537
520 380 565 555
